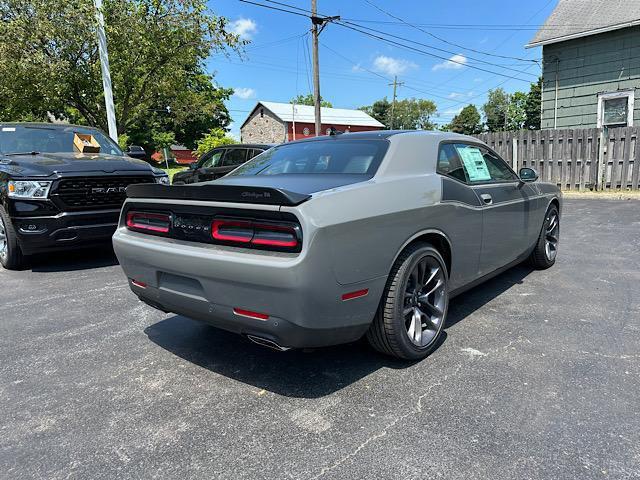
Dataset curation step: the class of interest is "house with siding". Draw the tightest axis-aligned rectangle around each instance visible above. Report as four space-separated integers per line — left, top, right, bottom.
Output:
527 0 640 129
240 101 384 144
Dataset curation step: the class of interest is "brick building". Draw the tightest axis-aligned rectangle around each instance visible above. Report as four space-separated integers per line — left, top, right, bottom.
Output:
240 101 385 144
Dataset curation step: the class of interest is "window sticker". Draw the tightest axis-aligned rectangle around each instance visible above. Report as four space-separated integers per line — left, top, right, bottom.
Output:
2 127 16 132
455 145 491 182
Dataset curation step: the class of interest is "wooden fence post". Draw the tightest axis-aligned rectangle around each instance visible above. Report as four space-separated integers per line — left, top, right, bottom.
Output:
512 135 518 171
596 128 607 191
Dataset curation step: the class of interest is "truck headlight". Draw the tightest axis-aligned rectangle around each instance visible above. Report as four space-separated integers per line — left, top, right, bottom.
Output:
8 180 52 199
155 175 170 185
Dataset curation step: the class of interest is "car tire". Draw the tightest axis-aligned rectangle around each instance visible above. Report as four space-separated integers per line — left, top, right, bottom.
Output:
0 206 26 270
529 204 559 270
367 243 449 360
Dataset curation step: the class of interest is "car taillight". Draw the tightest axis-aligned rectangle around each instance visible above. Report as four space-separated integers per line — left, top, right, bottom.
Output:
211 218 301 250
126 211 171 234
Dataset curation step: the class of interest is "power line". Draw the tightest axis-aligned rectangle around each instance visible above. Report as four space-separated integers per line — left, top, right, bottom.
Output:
361 0 537 63
239 0 539 81
334 21 537 82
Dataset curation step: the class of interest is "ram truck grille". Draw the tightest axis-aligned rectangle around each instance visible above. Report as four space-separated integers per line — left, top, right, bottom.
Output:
53 176 155 210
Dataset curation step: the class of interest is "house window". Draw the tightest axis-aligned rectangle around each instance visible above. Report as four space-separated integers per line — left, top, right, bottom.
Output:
598 90 634 128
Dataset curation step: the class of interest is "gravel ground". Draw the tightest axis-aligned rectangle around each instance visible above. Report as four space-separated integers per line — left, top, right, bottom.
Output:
1 198 638 480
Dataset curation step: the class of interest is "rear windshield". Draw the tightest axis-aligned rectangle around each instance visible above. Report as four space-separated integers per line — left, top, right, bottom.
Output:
227 139 389 178
0 125 123 156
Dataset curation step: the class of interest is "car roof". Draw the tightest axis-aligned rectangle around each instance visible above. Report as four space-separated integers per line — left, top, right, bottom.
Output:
222 143 274 149
282 130 480 144
0 122 103 131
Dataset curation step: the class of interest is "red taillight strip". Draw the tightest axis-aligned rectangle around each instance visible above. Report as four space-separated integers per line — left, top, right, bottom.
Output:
126 212 170 233
131 279 147 288
233 308 270 321
341 289 369 301
211 218 300 249
211 219 253 243
252 223 299 247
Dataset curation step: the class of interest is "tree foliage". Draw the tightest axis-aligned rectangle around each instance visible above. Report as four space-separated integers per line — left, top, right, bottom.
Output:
482 88 510 132
195 127 236 156
482 78 542 132
360 97 437 130
290 94 332 108
448 104 482 134
524 77 542 130
0 0 241 151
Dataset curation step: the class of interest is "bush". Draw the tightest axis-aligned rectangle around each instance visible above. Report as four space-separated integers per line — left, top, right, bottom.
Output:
195 128 236 156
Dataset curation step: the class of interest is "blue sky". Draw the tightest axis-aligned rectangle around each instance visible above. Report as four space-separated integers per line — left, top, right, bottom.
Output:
207 0 557 138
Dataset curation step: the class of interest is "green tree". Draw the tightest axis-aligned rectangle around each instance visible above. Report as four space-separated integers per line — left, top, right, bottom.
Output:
392 98 437 130
506 91 528 131
360 97 437 130
290 94 332 108
448 104 482 134
195 127 236 156
0 0 241 150
360 98 391 127
482 88 510 132
524 77 542 130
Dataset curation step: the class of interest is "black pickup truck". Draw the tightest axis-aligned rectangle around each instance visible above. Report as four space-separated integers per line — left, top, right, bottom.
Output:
0 123 168 270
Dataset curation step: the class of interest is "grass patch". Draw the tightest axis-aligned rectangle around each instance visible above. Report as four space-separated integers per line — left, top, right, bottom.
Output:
161 166 188 182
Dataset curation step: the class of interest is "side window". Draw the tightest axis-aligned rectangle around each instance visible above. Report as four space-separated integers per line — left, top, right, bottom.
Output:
437 143 468 183
222 149 248 167
480 147 518 182
248 148 264 160
200 150 224 168
452 143 517 184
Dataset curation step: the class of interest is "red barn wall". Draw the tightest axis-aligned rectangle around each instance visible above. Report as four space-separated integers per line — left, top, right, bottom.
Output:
286 122 383 141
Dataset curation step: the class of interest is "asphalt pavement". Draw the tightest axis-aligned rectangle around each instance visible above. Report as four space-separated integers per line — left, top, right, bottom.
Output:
1 198 639 479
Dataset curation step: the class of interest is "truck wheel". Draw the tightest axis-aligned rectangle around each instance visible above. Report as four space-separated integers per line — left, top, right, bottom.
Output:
529 205 559 270
0 207 25 270
367 243 449 360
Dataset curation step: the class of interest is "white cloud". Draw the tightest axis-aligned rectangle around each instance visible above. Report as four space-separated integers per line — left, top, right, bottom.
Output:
351 63 364 73
432 54 468 71
230 18 257 40
439 108 463 117
233 87 256 100
448 91 474 100
373 55 418 76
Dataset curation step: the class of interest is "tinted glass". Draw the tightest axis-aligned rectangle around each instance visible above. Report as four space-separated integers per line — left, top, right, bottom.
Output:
229 139 389 177
222 148 248 166
200 150 224 168
437 144 468 183
248 148 264 159
0 125 123 156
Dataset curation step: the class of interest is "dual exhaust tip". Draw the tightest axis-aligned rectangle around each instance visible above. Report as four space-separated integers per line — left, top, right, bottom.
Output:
246 334 290 352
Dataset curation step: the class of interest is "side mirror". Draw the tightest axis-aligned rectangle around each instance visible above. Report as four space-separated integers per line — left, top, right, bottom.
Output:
126 145 146 160
519 167 539 183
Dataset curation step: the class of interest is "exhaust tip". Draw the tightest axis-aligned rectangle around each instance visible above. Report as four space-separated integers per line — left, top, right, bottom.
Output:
246 334 290 352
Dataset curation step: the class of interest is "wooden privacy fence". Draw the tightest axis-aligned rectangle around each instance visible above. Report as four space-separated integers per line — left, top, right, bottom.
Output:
474 127 640 191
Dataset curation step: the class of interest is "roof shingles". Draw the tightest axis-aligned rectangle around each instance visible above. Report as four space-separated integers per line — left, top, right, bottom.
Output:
527 0 640 47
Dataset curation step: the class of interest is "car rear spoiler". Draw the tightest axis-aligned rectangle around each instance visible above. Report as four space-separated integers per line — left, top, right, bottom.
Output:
126 183 311 207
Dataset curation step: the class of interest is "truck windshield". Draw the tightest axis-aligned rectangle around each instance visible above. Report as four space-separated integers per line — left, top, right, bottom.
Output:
0 125 124 156
227 139 389 178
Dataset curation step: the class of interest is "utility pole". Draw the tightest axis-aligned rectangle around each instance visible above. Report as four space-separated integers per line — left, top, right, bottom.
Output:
388 76 404 130
94 0 118 142
310 2 339 136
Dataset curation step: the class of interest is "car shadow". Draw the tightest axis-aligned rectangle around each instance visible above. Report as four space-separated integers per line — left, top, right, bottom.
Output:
28 243 119 272
144 264 534 399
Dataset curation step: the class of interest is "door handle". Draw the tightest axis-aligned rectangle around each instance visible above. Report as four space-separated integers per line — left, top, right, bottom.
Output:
480 193 493 205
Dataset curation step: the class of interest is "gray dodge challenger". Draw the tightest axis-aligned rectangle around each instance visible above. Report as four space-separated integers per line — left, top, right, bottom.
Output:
113 131 561 360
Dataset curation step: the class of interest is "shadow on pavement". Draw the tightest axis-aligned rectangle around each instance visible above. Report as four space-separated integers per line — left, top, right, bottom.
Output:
145 264 534 398
29 243 119 272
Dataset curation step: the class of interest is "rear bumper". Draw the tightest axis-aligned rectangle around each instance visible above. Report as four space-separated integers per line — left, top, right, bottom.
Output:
112 227 385 349
11 209 120 255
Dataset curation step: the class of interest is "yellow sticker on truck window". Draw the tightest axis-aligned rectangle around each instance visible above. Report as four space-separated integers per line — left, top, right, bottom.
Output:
456 146 491 182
